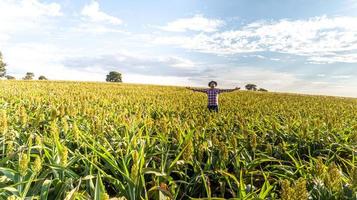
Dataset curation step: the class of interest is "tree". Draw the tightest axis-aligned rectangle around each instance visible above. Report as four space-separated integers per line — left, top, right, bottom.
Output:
245 84 257 91
106 71 122 82
0 51 6 78
5 75 15 80
38 75 48 80
258 88 268 92
23 72 35 80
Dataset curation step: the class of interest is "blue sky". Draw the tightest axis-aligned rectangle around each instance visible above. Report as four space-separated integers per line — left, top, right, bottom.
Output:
1 0 357 97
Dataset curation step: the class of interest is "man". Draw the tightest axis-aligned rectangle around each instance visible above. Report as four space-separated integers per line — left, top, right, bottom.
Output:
186 81 240 112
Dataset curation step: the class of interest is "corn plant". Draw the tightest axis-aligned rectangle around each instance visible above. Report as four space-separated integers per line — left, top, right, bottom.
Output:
0 80 356 199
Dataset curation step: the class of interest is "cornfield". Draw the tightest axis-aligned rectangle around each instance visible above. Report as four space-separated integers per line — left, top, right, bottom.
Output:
0 80 357 200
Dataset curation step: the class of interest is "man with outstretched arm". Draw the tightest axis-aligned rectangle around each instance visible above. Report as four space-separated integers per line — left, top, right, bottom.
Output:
186 81 240 112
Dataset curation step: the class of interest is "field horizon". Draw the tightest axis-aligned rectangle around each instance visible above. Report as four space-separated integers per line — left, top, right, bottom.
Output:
2 79 356 100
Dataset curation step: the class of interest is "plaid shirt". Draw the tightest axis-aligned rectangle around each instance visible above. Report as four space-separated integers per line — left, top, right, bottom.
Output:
193 88 235 106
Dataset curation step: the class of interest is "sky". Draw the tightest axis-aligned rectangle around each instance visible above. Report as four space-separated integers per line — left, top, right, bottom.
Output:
1 0 357 97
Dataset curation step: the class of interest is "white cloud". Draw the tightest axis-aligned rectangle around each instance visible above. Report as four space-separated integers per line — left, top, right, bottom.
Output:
158 56 196 68
3 39 198 81
331 75 352 79
4 42 71 77
307 53 357 64
153 16 357 63
0 0 62 19
159 14 224 32
0 0 62 43
72 22 128 35
124 74 190 86
61 51 200 77
0 34 10 47
3 42 115 81
81 1 123 25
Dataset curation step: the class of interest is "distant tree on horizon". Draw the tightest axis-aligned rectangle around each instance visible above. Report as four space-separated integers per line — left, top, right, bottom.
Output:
0 51 6 78
23 72 35 80
38 75 48 80
245 84 257 91
106 71 122 82
5 75 15 80
258 88 268 92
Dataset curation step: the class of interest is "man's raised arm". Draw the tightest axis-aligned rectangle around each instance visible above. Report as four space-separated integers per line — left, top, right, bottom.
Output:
186 87 207 93
219 87 240 93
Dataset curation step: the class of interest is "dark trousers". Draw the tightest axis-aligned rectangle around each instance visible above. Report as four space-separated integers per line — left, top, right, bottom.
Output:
207 105 219 112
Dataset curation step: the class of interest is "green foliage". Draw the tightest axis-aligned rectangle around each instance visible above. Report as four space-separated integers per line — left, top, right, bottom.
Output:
0 80 356 199
22 72 35 80
245 84 257 91
258 88 268 92
0 51 6 77
5 75 15 80
38 75 48 80
106 71 122 82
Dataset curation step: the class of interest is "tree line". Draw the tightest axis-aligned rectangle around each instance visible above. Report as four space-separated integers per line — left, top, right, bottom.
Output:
0 52 48 80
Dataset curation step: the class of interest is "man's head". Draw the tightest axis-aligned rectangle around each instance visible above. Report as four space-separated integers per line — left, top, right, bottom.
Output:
208 81 217 88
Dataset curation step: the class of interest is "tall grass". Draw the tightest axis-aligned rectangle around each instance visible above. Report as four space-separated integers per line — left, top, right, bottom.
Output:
0 80 356 199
